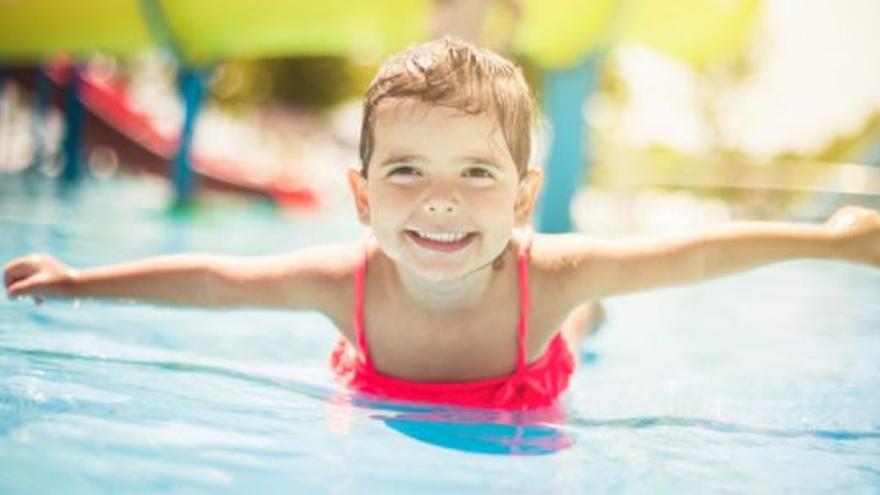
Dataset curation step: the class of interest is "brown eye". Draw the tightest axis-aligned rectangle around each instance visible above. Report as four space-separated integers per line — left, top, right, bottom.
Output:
464 167 494 179
388 166 420 177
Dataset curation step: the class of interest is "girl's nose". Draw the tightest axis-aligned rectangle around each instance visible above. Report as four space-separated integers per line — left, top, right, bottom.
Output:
422 198 458 215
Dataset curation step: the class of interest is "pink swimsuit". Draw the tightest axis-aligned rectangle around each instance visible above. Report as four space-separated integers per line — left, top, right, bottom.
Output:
330 235 575 410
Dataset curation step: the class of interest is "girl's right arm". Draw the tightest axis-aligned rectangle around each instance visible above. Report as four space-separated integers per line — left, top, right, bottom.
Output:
3 243 359 313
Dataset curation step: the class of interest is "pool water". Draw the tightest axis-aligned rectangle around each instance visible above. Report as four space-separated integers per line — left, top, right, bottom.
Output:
1 175 879 493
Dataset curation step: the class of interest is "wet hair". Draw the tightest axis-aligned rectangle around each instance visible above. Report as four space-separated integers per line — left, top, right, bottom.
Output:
359 36 536 178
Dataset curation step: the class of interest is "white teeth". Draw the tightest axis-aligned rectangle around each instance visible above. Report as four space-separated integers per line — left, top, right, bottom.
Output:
413 231 468 243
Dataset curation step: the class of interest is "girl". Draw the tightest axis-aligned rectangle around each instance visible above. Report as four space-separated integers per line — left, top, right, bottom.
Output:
5 38 880 410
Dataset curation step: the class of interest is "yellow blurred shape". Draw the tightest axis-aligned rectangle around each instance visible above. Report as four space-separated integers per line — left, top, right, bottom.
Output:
0 0 758 68
0 0 152 60
514 0 761 68
0 0 430 63
516 0 619 67
623 0 762 66
163 0 430 62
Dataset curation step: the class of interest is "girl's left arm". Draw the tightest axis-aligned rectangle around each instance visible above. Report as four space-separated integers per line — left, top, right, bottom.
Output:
534 206 880 307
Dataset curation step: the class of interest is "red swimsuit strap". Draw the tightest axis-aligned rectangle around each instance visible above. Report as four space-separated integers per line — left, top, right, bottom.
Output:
352 231 533 377
515 231 533 377
352 236 373 373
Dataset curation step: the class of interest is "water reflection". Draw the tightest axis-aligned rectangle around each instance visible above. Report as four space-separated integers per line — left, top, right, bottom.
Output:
356 396 573 455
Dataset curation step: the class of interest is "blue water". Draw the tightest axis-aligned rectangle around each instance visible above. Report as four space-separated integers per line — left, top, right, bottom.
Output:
2 175 880 493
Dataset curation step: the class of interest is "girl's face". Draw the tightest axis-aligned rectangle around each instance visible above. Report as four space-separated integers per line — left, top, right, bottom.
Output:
348 99 542 281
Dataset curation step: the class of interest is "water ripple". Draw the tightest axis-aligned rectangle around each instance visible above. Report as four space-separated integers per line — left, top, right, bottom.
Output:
0 346 336 404
568 415 880 441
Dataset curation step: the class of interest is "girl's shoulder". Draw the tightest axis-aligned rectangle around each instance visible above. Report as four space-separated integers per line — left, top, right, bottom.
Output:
526 232 605 313
281 240 365 334
288 240 365 278
527 232 602 271
318 237 395 339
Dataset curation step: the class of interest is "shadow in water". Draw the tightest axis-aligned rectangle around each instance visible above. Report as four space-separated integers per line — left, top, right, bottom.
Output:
353 396 574 456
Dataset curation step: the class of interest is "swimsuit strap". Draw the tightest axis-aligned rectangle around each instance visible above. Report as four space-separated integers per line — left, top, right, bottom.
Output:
515 230 534 376
353 235 374 373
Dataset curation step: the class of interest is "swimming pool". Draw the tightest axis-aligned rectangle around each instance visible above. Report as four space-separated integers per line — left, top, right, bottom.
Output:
2 174 879 493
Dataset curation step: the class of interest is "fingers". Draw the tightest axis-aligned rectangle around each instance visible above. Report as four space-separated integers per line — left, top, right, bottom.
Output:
6 277 47 304
829 207 878 232
4 257 41 300
835 206 880 222
5 268 30 291
4 255 60 304
4 256 39 289
6 279 32 299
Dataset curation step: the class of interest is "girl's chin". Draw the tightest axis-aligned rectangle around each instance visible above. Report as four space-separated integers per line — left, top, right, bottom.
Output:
400 255 498 282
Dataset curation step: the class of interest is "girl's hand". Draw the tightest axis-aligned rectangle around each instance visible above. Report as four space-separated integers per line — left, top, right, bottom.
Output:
825 206 880 268
3 254 76 302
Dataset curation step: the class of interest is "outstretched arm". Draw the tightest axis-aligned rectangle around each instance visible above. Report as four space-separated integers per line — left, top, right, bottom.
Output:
3 243 359 313
536 206 880 306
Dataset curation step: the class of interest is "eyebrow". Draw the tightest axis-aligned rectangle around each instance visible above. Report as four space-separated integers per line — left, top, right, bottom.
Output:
377 153 504 169
377 153 425 168
460 154 503 169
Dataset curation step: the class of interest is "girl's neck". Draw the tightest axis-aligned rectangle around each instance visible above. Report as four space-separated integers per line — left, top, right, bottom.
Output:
392 258 503 313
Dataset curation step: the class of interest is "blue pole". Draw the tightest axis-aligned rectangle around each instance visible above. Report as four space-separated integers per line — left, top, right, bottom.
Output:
173 67 205 205
30 67 52 169
61 65 85 183
866 139 880 168
536 53 601 233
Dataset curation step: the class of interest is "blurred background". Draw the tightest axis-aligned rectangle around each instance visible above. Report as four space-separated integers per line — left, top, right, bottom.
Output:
4 4 880 489
1 0 879 234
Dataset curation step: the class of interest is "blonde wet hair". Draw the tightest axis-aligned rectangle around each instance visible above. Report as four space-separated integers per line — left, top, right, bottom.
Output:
359 36 536 178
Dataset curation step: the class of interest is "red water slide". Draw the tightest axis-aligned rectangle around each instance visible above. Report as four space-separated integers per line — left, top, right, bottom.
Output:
9 64 317 209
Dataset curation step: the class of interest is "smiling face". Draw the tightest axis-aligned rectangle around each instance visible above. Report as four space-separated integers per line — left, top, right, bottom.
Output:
348 99 542 281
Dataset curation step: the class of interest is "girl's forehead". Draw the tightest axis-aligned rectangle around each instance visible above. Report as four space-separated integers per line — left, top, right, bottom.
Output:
372 99 514 163
374 98 495 129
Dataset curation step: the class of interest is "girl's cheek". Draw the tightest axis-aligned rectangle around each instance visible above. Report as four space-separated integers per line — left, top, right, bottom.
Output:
370 188 420 223
376 186 417 207
467 188 516 209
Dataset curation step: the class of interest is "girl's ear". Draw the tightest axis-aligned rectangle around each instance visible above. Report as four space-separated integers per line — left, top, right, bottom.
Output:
346 167 371 225
514 169 543 226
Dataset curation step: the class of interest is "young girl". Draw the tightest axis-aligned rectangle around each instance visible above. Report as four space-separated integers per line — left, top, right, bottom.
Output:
5 38 880 411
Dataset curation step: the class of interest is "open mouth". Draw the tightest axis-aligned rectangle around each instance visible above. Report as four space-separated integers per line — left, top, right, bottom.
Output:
405 230 476 253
